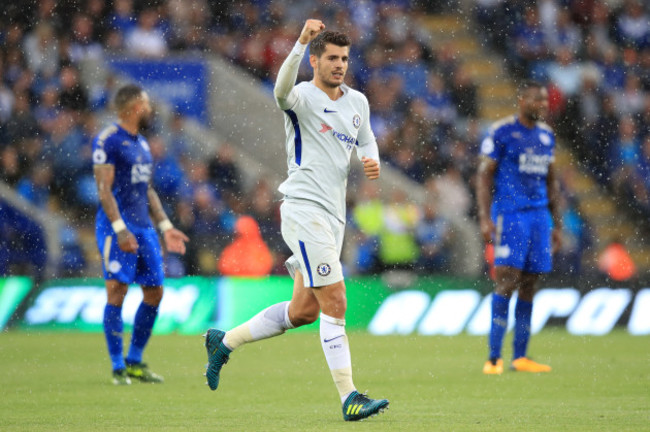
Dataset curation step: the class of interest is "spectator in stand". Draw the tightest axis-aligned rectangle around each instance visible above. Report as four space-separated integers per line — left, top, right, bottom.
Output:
34 85 60 135
45 110 88 208
207 142 242 200
475 0 507 50
246 178 284 259
636 134 650 195
511 7 549 77
68 13 104 63
166 111 199 161
615 0 649 49
0 146 22 186
107 0 137 37
378 189 420 270
450 66 478 119
429 163 472 220
612 116 648 208
556 196 591 277
598 239 637 282
547 47 583 100
218 215 273 277
587 1 615 51
351 181 384 274
22 22 59 77
0 66 15 124
547 9 582 54
15 163 53 209
125 8 168 58
150 134 187 216
58 65 89 113
4 92 39 144
613 73 646 117
424 72 457 127
415 201 452 273
598 46 626 91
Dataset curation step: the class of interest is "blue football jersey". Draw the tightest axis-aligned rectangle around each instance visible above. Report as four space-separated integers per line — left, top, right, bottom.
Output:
480 115 555 213
92 123 154 228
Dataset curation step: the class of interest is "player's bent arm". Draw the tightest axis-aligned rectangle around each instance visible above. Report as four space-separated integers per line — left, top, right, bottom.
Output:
273 42 305 110
357 140 381 180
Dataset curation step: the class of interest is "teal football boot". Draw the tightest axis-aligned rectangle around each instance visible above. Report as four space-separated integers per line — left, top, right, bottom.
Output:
204 329 231 390
342 391 389 421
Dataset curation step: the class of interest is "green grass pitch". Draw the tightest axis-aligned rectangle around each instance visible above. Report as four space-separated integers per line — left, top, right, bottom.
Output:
1 330 648 431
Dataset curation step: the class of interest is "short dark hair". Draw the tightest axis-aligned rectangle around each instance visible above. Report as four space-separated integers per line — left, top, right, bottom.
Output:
310 31 351 57
517 79 545 96
114 84 144 112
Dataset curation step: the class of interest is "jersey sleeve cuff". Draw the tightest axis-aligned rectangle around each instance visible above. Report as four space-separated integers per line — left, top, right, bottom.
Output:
292 40 308 56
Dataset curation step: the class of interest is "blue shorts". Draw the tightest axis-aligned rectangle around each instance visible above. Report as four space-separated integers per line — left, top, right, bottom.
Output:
492 207 552 274
96 220 164 286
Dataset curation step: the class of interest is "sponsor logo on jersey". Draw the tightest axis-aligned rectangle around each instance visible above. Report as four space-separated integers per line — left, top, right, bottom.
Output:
317 263 331 276
131 163 152 184
518 152 552 175
318 123 357 147
352 114 361 129
324 108 337 113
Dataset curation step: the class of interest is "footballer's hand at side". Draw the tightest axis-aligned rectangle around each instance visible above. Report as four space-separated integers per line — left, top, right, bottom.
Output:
362 157 380 180
117 230 139 253
164 228 189 255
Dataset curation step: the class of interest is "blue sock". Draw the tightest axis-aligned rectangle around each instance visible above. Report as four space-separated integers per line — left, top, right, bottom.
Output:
103 304 125 371
513 298 533 360
488 293 509 360
126 302 159 365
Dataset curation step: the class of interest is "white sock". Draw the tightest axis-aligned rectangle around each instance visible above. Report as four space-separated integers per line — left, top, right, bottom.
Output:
320 313 356 403
223 301 294 351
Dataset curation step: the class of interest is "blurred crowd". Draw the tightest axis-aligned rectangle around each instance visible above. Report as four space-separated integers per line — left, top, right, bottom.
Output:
2 0 645 280
475 0 650 220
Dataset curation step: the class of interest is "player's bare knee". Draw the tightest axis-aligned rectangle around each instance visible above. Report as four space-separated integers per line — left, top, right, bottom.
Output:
142 286 163 306
106 282 128 306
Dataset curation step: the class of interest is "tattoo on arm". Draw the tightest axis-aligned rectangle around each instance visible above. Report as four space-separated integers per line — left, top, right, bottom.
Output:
147 183 168 225
94 165 122 222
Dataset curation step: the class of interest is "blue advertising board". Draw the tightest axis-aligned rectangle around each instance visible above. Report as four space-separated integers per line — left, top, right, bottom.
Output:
110 58 208 123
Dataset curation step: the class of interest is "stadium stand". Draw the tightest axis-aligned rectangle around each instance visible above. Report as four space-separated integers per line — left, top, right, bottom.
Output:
0 0 648 278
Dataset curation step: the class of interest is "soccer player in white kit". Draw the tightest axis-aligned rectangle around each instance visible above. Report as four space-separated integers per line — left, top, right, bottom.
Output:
204 19 389 421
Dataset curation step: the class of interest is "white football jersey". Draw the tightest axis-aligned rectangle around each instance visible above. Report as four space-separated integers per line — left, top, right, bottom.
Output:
276 81 377 222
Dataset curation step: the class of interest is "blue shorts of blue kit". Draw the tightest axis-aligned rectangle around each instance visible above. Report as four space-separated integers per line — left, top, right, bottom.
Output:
492 207 552 274
96 220 164 286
